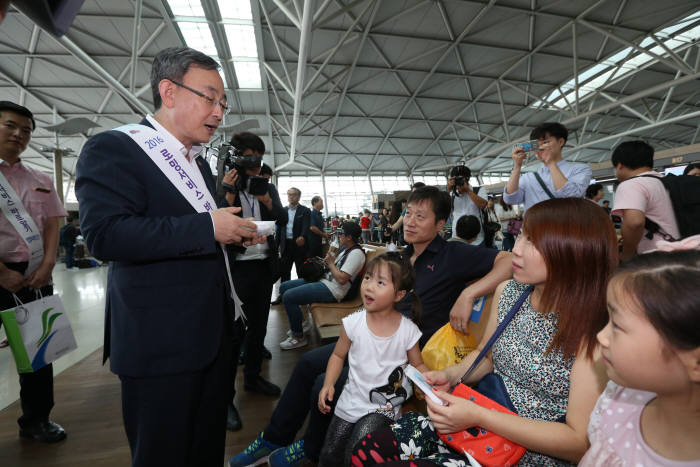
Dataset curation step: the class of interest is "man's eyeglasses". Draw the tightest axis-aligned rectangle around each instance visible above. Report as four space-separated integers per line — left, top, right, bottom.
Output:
169 79 230 116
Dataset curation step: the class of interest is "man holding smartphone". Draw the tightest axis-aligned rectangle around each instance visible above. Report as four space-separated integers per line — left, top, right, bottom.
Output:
504 122 591 212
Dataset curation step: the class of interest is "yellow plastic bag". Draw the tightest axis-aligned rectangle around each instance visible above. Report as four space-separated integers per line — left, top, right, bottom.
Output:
421 323 476 371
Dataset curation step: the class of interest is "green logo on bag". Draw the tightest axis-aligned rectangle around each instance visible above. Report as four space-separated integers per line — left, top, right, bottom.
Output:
37 308 62 346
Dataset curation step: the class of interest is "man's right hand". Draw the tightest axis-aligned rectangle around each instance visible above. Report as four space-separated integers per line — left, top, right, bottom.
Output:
0 267 25 293
512 146 526 167
211 207 262 245
446 176 455 191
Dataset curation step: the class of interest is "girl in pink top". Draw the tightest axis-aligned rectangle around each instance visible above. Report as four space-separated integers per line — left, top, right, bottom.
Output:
580 250 700 466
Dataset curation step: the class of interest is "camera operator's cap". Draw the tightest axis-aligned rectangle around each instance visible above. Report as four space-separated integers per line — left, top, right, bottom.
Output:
341 221 362 243
0 101 36 130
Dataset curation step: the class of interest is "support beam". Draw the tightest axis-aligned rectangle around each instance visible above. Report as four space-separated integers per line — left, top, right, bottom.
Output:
129 0 143 92
578 19 695 75
55 35 150 114
288 0 314 163
270 0 301 29
368 0 497 171
599 92 654 124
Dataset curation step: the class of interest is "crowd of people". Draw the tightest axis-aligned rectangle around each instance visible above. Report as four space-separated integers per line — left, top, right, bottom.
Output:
1 45 698 467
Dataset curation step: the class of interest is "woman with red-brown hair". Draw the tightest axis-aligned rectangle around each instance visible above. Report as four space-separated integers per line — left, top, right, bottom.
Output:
349 198 617 466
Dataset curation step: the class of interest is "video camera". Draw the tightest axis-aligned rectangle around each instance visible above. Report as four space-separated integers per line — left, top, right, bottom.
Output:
216 143 269 196
449 165 471 195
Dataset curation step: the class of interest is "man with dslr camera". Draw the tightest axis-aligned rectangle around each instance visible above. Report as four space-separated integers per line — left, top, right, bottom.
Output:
220 131 287 431
447 165 487 245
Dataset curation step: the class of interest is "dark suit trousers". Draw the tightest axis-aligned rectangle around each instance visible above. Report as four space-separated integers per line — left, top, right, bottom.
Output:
119 330 234 467
231 258 273 387
0 262 55 428
281 239 307 282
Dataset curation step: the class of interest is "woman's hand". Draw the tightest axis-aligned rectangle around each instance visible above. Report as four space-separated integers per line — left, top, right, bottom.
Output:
426 390 484 434
423 370 452 392
318 385 335 414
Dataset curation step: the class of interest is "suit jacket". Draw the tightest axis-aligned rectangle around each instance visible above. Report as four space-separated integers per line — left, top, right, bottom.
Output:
75 118 231 378
278 203 310 255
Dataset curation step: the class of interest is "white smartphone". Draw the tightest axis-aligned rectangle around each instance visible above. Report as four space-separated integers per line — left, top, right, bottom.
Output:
405 364 447 406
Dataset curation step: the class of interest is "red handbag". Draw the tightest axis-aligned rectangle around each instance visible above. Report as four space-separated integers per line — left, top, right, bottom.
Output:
437 286 533 467
437 383 526 466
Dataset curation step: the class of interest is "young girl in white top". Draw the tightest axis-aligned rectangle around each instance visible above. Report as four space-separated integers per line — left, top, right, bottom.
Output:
580 250 700 466
317 252 428 467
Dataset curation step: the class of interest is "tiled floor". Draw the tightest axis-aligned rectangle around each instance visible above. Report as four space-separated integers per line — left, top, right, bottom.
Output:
0 263 109 412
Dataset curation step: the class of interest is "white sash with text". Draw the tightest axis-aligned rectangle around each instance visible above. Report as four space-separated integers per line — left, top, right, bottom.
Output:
0 171 44 276
115 123 245 320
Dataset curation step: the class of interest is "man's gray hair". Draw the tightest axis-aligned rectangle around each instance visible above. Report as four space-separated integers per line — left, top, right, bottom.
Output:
151 47 220 111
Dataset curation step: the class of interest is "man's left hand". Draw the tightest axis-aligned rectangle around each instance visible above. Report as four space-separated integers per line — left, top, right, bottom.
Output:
26 262 54 290
449 296 474 333
295 236 305 247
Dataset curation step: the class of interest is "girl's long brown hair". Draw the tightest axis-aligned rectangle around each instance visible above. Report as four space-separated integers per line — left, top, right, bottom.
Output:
523 198 618 359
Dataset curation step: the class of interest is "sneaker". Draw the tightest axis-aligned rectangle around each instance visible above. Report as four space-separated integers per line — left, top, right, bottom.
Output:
279 335 308 350
268 439 307 467
286 320 313 337
229 432 281 467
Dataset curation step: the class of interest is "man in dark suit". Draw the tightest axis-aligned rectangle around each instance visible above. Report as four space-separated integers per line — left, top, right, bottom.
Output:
274 187 310 300
75 47 263 467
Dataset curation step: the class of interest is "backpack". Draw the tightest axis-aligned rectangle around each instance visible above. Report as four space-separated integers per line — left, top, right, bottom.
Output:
636 174 700 240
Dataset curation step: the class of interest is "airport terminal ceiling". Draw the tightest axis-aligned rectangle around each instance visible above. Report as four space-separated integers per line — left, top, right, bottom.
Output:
0 0 699 184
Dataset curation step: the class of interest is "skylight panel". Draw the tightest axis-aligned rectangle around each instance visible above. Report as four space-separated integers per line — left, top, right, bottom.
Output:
167 0 263 90
234 61 262 89
177 21 218 56
533 12 700 111
218 0 253 20
224 24 259 58
168 0 204 17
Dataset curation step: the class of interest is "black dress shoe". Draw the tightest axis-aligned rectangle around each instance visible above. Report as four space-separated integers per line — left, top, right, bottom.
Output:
270 297 282 305
226 403 242 431
262 345 272 360
19 420 66 443
244 375 281 397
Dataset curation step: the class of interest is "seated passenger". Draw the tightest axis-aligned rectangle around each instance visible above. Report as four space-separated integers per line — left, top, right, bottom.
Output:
279 221 366 350
229 186 513 467
317 253 429 466
580 249 700 466
351 198 617 466
447 214 480 245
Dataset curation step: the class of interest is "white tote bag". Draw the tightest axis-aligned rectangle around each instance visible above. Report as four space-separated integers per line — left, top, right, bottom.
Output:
0 293 77 374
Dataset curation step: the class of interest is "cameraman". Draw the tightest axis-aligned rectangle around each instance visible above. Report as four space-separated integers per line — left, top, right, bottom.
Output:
221 132 287 431
447 165 487 245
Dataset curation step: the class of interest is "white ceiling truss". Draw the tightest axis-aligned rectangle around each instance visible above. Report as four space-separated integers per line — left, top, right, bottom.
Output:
0 0 699 183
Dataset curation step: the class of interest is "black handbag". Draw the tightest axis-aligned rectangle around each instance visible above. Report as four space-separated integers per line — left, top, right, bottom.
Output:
299 257 328 282
484 221 501 235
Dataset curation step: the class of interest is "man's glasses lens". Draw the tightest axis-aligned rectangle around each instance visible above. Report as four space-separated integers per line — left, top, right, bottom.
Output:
170 79 229 115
